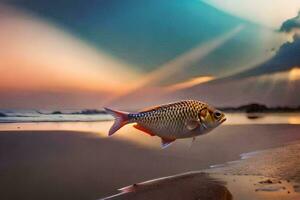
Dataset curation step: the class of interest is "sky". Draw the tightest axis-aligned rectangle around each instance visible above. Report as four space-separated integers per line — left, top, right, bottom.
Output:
203 0 300 28
0 0 299 109
0 5 139 93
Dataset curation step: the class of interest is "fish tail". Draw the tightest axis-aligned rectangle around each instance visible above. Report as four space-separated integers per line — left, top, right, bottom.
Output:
104 107 130 136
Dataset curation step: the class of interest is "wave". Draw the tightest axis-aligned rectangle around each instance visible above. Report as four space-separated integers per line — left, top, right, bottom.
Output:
0 109 111 123
49 109 107 115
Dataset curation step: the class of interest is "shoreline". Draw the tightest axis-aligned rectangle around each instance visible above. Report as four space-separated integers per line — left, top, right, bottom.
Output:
0 112 299 124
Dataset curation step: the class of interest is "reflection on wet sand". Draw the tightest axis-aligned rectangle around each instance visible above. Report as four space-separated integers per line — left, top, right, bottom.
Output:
288 116 300 124
0 121 164 148
224 113 300 125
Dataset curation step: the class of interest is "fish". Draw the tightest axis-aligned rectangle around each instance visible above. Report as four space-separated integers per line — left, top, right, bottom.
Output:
105 100 226 148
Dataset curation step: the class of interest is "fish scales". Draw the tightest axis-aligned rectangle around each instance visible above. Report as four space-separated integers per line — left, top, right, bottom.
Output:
105 99 226 148
128 100 207 138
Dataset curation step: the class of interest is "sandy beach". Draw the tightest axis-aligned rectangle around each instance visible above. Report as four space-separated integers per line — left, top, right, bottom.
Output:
1 120 300 199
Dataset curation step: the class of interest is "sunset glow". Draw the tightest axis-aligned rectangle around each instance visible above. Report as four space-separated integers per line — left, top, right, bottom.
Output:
0 5 139 95
255 67 300 83
288 116 300 125
288 67 300 81
167 76 215 91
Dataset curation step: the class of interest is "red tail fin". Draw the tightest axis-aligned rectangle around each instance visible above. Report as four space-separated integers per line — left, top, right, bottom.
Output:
104 107 129 136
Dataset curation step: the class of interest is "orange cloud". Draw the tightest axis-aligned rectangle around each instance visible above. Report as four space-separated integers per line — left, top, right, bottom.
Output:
167 76 215 91
0 4 140 95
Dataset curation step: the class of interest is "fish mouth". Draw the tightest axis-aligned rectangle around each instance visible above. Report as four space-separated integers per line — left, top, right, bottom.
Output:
220 117 226 124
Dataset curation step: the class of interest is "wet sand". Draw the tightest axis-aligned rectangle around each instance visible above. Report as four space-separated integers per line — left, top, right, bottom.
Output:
101 172 300 200
101 172 233 200
1 124 300 199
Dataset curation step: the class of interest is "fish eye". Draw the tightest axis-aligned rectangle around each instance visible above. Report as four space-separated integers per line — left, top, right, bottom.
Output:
214 111 222 119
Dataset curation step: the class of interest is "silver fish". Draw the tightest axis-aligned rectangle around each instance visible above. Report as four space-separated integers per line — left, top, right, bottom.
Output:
105 100 226 148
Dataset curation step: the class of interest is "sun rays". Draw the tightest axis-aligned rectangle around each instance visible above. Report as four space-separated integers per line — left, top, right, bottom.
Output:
104 25 245 106
166 76 215 91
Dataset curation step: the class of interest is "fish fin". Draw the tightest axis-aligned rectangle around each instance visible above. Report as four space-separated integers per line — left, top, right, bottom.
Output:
139 105 161 112
199 109 208 128
104 107 129 136
202 123 208 129
161 138 176 149
133 124 156 136
186 120 200 131
199 109 207 121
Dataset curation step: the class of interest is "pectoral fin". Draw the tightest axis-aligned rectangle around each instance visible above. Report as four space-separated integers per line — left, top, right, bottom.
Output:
161 138 176 149
199 109 208 129
199 109 207 121
186 120 200 131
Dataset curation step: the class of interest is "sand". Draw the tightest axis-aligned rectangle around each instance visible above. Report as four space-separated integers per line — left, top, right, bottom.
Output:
101 172 232 200
1 124 300 199
101 172 300 200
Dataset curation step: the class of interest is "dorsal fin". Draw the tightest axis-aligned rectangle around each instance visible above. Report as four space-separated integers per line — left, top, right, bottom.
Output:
138 101 176 112
139 105 162 112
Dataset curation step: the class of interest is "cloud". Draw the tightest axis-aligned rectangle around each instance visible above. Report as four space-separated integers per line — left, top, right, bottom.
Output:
228 36 300 79
224 12 300 80
204 0 300 28
280 11 300 33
